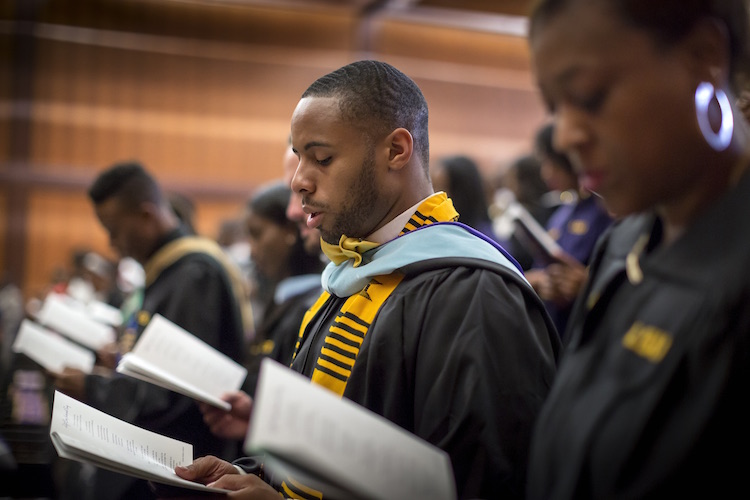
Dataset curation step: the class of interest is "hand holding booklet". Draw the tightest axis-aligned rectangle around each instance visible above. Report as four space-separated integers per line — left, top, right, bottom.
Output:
49 391 228 494
507 201 571 266
116 314 247 411
245 358 458 500
36 293 117 350
12 319 96 374
51 359 457 500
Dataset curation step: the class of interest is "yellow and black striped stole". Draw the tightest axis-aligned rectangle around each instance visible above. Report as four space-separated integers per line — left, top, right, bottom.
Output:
281 275 402 500
291 290 330 364
310 273 403 396
291 273 404 397
400 191 459 235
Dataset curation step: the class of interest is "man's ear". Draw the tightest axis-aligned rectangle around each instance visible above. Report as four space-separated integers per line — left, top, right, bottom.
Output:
385 128 414 171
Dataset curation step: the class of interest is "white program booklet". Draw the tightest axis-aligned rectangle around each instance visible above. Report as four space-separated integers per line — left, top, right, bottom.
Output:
245 359 458 500
86 299 124 327
36 293 116 350
12 319 96 374
116 314 247 410
49 391 228 493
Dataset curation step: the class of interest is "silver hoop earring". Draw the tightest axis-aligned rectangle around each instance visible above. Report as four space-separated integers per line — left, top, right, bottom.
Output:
695 81 734 151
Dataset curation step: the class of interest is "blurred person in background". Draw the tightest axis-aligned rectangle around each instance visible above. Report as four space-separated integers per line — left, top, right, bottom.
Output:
168 191 197 236
431 154 500 241
67 250 124 308
494 153 560 270
193 143 326 452
217 217 252 284
0 273 23 378
241 180 324 397
216 216 255 344
525 123 613 338
52 161 248 500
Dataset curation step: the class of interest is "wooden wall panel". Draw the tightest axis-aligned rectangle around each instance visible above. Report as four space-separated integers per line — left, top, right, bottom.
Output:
27 36 345 192
420 0 533 17
38 0 359 51
0 190 6 277
373 18 532 71
2 0 549 299
194 197 252 243
22 189 257 299
418 77 543 166
369 15 545 172
0 32 9 163
24 189 112 298
0 115 8 166
28 117 291 191
32 39 329 117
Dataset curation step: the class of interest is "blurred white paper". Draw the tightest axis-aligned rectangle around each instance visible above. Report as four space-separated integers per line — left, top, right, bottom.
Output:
12 319 96 374
50 391 228 493
246 359 457 500
117 314 247 410
36 293 116 350
86 299 123 327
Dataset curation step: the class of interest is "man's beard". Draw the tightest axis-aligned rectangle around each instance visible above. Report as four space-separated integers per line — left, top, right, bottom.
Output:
320 151 378 244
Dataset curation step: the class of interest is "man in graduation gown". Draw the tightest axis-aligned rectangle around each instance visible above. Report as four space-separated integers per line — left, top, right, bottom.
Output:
53 162 248 499
173 60 560 500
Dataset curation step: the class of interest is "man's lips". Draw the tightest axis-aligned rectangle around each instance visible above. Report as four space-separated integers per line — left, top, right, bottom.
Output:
302 199 326 229
306 210 323 229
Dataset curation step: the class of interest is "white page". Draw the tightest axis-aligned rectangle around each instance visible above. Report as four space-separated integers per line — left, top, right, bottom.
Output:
246 359 457 500
118 354 231 410
50 391 228 493
12 319 96 374
37 293 116 350
507 202 566 263
116 314 246 409
87 299 123 327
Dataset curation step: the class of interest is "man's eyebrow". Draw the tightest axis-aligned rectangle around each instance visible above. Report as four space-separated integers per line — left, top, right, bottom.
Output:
303 141 331 151
292 141 332 155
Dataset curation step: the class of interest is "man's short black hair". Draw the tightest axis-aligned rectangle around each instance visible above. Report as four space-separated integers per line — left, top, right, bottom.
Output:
302 60 430 170
88 161 163 212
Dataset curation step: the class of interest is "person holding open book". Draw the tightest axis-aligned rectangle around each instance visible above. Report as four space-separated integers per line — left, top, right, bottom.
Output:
171 60 560 499
242 180 324 398
53 162 248 500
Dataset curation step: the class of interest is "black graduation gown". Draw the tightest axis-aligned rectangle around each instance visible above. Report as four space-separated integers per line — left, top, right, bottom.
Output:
527 172 750 499
243 282 322 397
292 257 560 499
81 231 245 500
